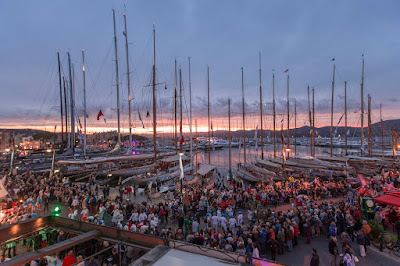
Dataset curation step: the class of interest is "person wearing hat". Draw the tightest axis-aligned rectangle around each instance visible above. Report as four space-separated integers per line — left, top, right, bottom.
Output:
229 215 237 233
237 211 243 227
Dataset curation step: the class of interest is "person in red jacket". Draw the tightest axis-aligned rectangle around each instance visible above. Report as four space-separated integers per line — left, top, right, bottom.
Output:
62 250 76 266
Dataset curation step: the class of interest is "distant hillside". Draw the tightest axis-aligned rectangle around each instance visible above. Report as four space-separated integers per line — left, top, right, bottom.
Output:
2 119 399 139
197 118 400 138
0 128 45 135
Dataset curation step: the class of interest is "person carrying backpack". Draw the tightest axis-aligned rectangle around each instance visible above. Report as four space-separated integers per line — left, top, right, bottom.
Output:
329 222 337 238
356 230 366 257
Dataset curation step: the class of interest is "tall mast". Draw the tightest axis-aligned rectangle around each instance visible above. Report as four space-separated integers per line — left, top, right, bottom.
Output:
330 63 335 157
345 81 348 155
123 12 133 153
368 94 372 157
294 99 297 156
380 104 384 153
179 67 183 153
174 59 178 151
152 23 157 166
57 51 64 147
241 67 246 163
82 49 87 156
312 87 315 157
188 57 193 170
67 52 75 152
112 9 121 148
63 77 69 148
207 66 211 164
259 52 264 159
273 72 276 158
360 55 365 154
228 98 231 172
286 70 290 148
308 85 312 155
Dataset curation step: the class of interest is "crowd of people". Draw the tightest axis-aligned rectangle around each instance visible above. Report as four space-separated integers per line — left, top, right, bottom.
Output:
0 163 399 265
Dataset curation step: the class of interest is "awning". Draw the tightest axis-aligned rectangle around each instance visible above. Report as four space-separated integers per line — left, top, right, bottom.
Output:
374 193 400 207
196 164 216 176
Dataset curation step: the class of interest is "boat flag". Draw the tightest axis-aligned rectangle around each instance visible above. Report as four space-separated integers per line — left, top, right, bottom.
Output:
179 154 184 180
357 174 368 187
331 58 335 61
393 129 399 140
138 111 145 128
165 85 167 90
77 116 83 129
146 111 150 118
97 110 104 120
337 114 344 125
283 69 289 73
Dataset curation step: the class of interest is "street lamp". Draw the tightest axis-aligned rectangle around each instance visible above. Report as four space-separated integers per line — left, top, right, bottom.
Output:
286 147 291 159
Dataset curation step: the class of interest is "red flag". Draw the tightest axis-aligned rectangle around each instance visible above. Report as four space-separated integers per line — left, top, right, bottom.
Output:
393 129 399 140
97 110 104 120
181 136 184 144
357 174 368 187
211 121 213 131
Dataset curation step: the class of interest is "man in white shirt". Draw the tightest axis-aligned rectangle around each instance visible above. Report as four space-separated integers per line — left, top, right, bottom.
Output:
139 211 147 222
220 215 227 231
229 215 237 233
237 211 243 227
130 210 139 223
150 217 158 228
192 220 199 233
211 213 219 229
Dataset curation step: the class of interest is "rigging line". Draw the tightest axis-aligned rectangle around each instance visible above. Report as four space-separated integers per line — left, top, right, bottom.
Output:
25 53 58 124
33 60 59 123
86 40 114 101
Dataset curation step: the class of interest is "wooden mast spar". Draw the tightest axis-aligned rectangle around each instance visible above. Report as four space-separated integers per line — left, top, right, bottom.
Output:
259 52 264 159
152 23 157 170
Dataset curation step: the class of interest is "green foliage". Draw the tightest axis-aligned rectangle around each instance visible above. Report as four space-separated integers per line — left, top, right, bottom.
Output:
33 132 54 140
121 134 147 141
368 220 384 239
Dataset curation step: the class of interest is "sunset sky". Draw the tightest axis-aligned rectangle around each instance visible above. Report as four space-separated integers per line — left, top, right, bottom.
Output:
0 0 399 135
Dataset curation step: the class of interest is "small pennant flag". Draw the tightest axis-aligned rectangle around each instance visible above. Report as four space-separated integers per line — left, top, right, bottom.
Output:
138 111 145 128
393 129 399 140
283 69 289 73
97 110 104 120
357 174 368 187
331 58 335 61
146 111 150 118
165 85 167 90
